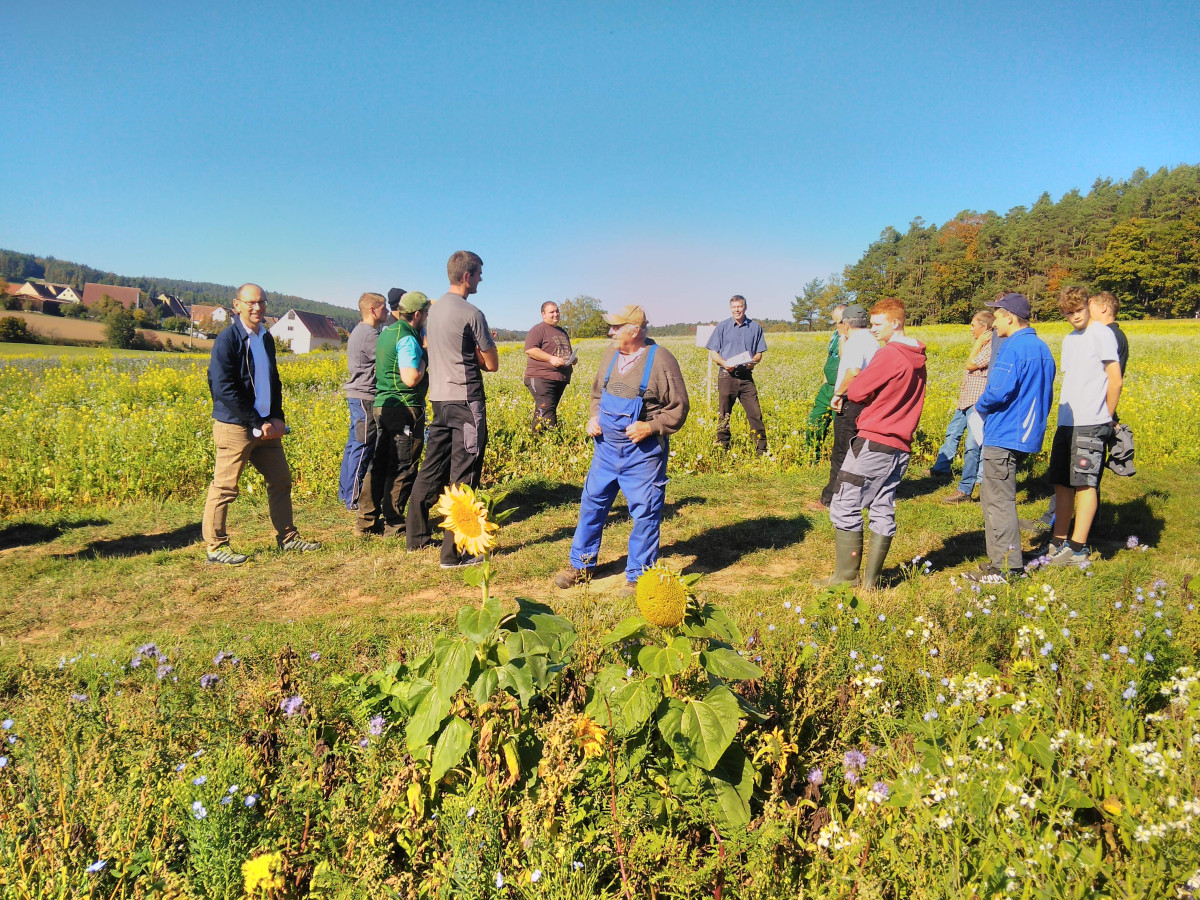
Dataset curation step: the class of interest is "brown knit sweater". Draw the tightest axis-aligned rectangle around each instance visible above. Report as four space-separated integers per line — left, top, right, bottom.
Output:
588 341 690 436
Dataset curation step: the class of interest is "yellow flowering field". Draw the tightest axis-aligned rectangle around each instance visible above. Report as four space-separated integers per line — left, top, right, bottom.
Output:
1 321 1196 514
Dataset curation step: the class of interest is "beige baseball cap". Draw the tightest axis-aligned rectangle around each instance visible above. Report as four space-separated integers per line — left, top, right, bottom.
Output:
603 304 648 327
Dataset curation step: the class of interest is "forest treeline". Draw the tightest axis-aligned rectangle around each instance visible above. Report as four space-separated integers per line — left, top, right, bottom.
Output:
840 163 1200 323
0 251 362 329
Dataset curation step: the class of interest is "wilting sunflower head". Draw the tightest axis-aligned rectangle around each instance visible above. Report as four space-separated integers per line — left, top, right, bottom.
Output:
433 484 498 557
242 851 284 894
574 715 607 759
635 561 691 627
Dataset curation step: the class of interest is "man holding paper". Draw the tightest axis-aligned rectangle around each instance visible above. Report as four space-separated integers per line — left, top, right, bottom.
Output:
706 294 768 455
523 301 575 429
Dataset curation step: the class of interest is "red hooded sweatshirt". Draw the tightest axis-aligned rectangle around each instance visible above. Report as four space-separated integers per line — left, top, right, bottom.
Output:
846 335 927 452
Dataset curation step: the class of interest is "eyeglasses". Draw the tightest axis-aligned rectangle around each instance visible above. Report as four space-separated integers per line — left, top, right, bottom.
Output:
241 300 267 308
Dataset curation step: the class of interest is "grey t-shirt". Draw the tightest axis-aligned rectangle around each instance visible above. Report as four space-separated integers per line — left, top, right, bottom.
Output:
427 292 496 403
344 320 381 400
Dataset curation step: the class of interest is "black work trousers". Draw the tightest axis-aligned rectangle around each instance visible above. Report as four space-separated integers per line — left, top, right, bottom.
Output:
716 369 767 454
523 376 568 429
360 403 426 537
820 399 866 506
406 400 489 564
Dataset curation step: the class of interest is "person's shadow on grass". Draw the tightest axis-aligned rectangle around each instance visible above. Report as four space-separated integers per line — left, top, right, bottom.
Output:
586 513 811 580
55 523 203 560
0 517 110 551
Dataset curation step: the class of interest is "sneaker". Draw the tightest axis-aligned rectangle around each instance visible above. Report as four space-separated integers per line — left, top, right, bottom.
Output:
552 566 589 589
441 554 484 569
942 490 974 504
965 566 1012 585
206 546 248 566
617 580 637 599
279 537 321 553
1045 544 1091 569
1026 539 1063 560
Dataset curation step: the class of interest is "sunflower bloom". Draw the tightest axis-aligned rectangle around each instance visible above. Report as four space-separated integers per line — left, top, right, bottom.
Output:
242 851 284 895
433 484 498 557
635 561 690 627
574 715 607 759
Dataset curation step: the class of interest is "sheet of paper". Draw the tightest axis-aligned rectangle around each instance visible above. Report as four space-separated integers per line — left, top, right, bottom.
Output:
724 351 754 367
967 407 984 447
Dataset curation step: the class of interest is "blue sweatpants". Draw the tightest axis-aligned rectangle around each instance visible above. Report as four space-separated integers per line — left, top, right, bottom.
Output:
570 432 669 583
338 398 375 510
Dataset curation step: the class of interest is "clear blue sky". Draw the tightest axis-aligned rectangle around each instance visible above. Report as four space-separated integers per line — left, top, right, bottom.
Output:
4 1 1198 328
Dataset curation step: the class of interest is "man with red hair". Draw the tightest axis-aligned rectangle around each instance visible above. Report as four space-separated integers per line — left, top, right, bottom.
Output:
820 298 927 588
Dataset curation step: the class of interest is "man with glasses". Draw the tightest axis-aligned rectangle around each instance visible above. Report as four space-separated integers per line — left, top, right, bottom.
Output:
202 283 321 564
706 294 768 455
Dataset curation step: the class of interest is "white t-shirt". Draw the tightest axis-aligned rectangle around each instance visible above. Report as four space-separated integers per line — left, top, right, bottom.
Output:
835 329 879 395
1058 321 1118 427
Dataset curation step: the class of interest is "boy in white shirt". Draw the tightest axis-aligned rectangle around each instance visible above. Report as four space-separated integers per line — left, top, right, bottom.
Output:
1045 286 1122 568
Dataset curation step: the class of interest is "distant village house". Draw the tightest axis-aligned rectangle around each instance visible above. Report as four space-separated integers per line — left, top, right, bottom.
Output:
10 281 82 313
269 309 341 354
82 283 142 310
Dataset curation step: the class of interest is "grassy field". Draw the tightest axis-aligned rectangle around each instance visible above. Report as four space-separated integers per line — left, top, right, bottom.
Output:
1 323 1198 898
1 309 215 351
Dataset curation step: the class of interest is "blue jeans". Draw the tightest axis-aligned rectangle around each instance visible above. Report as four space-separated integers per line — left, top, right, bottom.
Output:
932 407 981 494
338 398 375 510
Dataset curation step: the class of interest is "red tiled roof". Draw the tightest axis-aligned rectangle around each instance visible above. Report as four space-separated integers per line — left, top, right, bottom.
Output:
82 282 142 309
284 309 341 341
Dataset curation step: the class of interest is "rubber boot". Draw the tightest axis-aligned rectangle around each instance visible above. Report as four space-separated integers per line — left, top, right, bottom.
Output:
861 534 893 589
816 528 863 587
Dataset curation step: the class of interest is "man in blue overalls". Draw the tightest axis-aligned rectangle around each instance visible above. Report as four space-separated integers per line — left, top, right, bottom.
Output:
553 305 690 597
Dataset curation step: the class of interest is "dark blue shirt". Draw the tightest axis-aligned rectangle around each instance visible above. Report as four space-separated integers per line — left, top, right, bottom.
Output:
706 316 767 360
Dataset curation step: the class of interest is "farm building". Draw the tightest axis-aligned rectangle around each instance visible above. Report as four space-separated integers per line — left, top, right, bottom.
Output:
82 283 143 310
269 309 341 354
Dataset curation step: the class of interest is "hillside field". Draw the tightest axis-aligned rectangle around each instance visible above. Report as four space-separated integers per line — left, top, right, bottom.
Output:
0 322 1198 898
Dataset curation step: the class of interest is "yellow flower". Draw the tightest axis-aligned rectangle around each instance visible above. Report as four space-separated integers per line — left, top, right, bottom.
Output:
242 851 284 895
1101 796 1123 816
574 715 607 758
433 484 498 557
635 561 690 627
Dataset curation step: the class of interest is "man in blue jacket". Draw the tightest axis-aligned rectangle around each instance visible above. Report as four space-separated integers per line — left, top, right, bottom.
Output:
201 283 321 564
967 293 1055 584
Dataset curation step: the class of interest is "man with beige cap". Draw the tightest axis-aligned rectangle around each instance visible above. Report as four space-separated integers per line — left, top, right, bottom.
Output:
554 305 689 597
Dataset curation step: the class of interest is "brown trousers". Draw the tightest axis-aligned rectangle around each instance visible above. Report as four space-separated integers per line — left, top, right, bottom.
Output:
202 421 297 552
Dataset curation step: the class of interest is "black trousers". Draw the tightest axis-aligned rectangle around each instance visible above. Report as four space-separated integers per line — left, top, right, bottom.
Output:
716 369 766 453
523 376 568 429
406 400 489 564
820 399 866 506
360 404 426 537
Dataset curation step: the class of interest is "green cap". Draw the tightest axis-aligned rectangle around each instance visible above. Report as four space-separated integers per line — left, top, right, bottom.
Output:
399 291 431 313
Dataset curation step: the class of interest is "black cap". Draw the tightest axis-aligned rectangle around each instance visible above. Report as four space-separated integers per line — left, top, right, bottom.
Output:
986 292 1031 319
842 303 869 328
386 287 407 311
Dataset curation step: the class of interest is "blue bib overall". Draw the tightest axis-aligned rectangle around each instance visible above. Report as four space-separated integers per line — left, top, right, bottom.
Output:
569 346 670 582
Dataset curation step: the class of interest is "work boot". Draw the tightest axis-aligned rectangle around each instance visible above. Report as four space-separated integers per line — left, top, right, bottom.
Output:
861 534 893 589
815 529 862 587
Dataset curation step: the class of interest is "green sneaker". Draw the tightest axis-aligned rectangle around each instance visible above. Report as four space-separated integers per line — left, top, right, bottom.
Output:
278 537 321 553
207 547 248 566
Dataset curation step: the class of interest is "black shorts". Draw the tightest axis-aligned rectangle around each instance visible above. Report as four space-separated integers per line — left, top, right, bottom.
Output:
1048 424 1112 489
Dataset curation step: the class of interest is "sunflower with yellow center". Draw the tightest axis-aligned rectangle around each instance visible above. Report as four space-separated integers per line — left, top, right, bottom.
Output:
635 560 691 627
433 483 498 557
574 715 607 759
242 851 284 895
